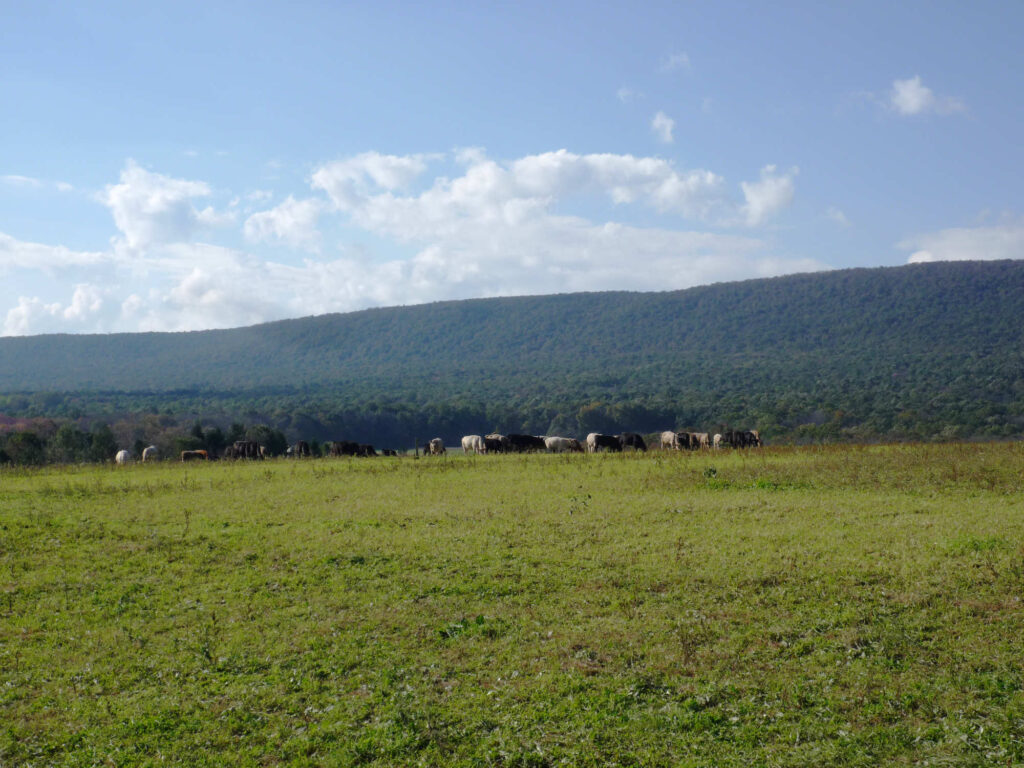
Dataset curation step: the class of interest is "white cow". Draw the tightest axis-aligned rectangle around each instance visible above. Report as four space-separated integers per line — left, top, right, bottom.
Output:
545 436 582 453
660 430 680 450
694 432 710 450
141 445 158 462
713 433 722 450
461 435 485 454
429 437 446 455
114 449 130 465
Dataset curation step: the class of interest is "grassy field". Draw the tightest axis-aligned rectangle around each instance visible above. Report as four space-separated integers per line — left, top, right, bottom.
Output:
2 443 1023 766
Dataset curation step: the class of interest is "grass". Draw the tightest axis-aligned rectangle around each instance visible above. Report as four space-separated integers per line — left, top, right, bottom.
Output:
2 443 1023 766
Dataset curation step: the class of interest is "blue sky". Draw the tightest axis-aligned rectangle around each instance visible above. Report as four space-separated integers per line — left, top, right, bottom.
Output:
1 0 1021 334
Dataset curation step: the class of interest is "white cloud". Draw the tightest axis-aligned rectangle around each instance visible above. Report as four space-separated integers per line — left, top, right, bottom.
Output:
102 160 232 250
243 196 323 251
2 174 43 188
659 51 691 72
901 220 1024 263
2 283 109 336
740 165 798 226
0 149 815 335
0 231 110 273
826 207 851 227
617 87 640 103
889 75 965 116
651 111 675 144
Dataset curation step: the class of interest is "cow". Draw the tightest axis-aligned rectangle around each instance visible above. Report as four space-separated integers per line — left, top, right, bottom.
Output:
660 430 680 450
180 450 208 462
544 436 583 453
381 449 398 457
694 432 710 450
115 449 130 465
461 435 486 455
141 445 157 462
227 440 261 459
292 440 311 458
713 433 722 450
329 441 360 457
358 444 378 457
618 432 647 452
484 434 510 453
587 433 621 453
507 434 546 453
749 430 762 447
429 438 446 455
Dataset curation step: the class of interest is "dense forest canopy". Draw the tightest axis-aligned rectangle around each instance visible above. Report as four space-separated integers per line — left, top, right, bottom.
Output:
1 260 1022 455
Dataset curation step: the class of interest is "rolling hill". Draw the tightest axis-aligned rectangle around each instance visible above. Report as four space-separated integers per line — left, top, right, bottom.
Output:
1 260 1023 443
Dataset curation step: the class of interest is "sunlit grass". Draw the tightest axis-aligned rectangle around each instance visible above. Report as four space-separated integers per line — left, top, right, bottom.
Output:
2 443 1023 765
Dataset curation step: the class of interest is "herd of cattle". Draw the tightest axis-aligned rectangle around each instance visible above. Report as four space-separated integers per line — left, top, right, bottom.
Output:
111 429 761 463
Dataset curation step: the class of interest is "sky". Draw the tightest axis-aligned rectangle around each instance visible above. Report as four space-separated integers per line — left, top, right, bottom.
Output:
1 0 1022 336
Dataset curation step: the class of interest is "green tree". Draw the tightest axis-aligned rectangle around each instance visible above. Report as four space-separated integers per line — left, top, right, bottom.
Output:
7 432 45 466
49 423 90 463
246 424 288 457
89 424 119 463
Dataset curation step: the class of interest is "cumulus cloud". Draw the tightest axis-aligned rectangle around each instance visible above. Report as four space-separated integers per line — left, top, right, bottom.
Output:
651 111 675 144
2 284 108 336
243 196 323 251
1 149 814 335
740 165 798 226
901 220 1024 263
889 75 965 116
102 160 232 250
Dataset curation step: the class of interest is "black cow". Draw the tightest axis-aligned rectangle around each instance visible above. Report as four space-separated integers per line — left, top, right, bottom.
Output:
227 440 262 459
618 432 647 451
590 433 622 452
357 444 378 457
329 440 361 457
292 440 311 458
506 434 546 452
381 449 398 457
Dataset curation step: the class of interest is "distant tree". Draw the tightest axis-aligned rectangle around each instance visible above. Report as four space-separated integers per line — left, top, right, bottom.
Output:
7 432 45 466
49 423 90 463
89 424 119 463
246 424 288 457
227 422 246 444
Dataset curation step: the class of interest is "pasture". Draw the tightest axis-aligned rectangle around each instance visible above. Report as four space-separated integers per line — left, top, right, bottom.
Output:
2 443 1023 766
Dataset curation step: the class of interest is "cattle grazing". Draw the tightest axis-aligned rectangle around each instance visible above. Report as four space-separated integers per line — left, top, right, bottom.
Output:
660 430 680 450
329 441 361 457
506 434 546 453
713 433 722 450
115 449 130 465
618 432 647 451
694 432 710 450
292 440 311 458
358 444 378 457
749 430 761 447
587 433 621 453
180 449 208 462
677 432 695 450
226 440 261 459
429 438 446 455
141 445 158 462
461 435 486 455
484 434 510 453
544 436 583 453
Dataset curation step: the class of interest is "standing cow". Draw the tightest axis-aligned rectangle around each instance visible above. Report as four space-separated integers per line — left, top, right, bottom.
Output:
484 434 510 453
660 431 680 450
115 449 130 465
141 445 158 462
618 433 647 451
544 436 583 453
428 438 446 455
461 435 486 454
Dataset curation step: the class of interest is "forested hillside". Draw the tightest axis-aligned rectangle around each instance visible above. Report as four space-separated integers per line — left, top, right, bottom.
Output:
1 260 1023 445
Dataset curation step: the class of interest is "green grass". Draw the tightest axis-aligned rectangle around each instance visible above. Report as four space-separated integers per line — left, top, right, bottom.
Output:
2 443 1024 766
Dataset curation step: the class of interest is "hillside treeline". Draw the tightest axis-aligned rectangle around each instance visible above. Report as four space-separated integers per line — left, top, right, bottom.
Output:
1 260 1023 445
